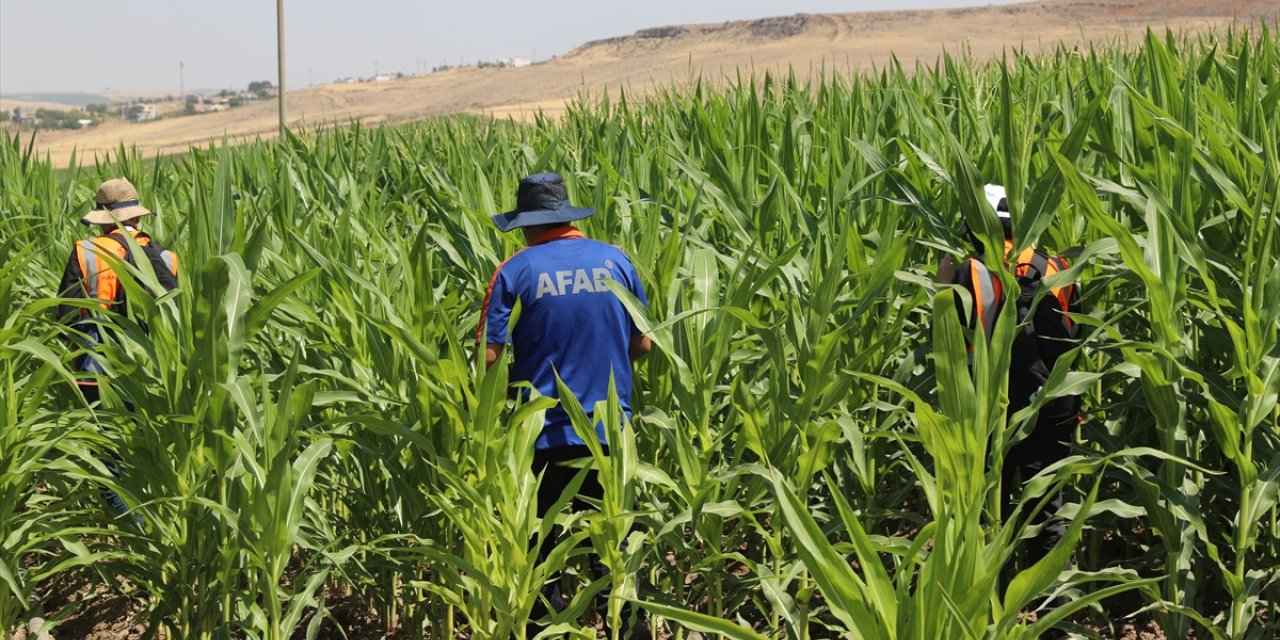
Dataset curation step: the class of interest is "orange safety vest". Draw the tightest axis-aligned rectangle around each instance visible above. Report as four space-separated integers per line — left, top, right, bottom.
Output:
71 229 178 386
964 258 1003 342
1010 245 1074 327
963 241 1074 341
75 229 178 308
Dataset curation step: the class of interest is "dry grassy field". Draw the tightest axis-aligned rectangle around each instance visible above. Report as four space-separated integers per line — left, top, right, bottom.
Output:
14 0 1279 166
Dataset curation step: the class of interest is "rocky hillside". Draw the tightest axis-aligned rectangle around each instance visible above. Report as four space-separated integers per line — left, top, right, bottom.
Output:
566 0 1278 61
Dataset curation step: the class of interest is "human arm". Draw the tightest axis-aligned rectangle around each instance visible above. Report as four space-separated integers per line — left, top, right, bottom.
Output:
936 254 957 284
140 242 179 292
629 334 652 361
483 343 505 368
55 246 87 323
477 260 516 369
618 253 653 362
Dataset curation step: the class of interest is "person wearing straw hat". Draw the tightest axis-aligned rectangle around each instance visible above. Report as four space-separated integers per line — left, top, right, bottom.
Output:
57 177 179 398
56 178 179 514
936 183 1083 579
477 172 651 633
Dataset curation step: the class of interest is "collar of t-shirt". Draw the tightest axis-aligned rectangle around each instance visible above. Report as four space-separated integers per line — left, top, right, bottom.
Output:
528 226 585 246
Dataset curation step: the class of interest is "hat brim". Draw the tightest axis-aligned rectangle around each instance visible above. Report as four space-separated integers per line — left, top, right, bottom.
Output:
81 205 152 226
491 205 594 233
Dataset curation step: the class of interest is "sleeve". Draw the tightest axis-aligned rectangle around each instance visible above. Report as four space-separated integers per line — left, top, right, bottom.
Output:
55 245 87 324
480 262 518 345
141 243 179 292
620 255 650 335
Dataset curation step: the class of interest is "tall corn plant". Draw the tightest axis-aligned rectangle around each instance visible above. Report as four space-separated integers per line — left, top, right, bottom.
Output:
53 143 339 639
1053 30 1280 638
2 24 1278 640
0 134 127 634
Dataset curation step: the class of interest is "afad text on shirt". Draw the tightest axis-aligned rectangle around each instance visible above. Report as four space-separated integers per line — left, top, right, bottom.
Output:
534 263 617 300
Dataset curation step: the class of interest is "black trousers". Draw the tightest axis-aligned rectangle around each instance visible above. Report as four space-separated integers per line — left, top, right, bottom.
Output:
533 445 604 521
529 446 604 621
1001 420 1072 569
529 446 647 636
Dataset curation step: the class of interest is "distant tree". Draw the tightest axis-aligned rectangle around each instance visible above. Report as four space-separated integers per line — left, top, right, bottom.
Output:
86 103 109 116
247 80 275 93
31 107 93 129
0 111 9 123
183 102 197 116
218 89 232 98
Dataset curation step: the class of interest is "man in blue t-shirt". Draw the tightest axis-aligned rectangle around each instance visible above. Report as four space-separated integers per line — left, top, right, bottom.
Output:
478 172 651 630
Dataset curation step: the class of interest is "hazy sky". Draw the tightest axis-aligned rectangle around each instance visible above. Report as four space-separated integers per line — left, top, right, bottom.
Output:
1 0 1025 95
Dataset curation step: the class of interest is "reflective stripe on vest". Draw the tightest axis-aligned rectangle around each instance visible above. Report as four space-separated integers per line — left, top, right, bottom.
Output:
160 249 178 276
76 230 167 309
968 259 1002 341
77 239 101 299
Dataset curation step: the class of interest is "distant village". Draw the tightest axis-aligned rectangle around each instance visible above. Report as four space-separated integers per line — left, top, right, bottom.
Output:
2 81 280 130
2 57 537 131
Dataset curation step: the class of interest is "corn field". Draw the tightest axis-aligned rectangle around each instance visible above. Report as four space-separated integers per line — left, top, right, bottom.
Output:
2 28 1278 640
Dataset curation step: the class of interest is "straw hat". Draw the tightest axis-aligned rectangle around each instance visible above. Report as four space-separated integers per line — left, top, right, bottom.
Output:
81 178 152 225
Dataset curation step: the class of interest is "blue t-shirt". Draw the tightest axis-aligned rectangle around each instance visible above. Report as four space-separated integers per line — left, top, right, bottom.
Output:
481 228 649 450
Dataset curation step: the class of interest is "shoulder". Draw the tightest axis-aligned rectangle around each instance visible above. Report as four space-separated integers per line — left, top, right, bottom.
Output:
954 256 996 286
494 247 532 271
488 249 533 290
1045 251 1069 271
148 236 175 252
590 240 636 265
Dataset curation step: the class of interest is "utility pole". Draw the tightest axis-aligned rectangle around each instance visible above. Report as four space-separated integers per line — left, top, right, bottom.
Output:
276 0 286 135
179 61 184 102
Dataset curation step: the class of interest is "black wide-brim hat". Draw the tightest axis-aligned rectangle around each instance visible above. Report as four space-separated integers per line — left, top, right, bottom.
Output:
491 172 594 232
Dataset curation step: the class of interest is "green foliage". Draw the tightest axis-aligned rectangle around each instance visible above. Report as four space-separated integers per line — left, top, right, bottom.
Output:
0 26 1277 640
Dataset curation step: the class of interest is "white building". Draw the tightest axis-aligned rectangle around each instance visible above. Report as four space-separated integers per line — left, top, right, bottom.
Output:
123 104 157 122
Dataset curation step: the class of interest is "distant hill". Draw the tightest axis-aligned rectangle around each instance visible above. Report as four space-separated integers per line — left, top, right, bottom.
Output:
24 0 1280 166
1 92 113 109
565 0 1277 62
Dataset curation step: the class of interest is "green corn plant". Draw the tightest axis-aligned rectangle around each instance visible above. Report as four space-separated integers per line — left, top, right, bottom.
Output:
2 24 1278 639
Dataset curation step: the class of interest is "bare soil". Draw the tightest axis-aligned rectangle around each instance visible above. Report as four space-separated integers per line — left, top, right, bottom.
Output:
13 0 1276 167
16 567 1180 639
19 572 400 640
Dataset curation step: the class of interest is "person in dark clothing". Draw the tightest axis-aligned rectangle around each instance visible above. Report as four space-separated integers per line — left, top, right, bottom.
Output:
57 178 179 514
478 173 651 635
936 184 1082 570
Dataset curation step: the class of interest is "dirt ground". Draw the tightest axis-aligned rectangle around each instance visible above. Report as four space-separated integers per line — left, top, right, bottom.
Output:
14 0 1277 167
15 570 1177 640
